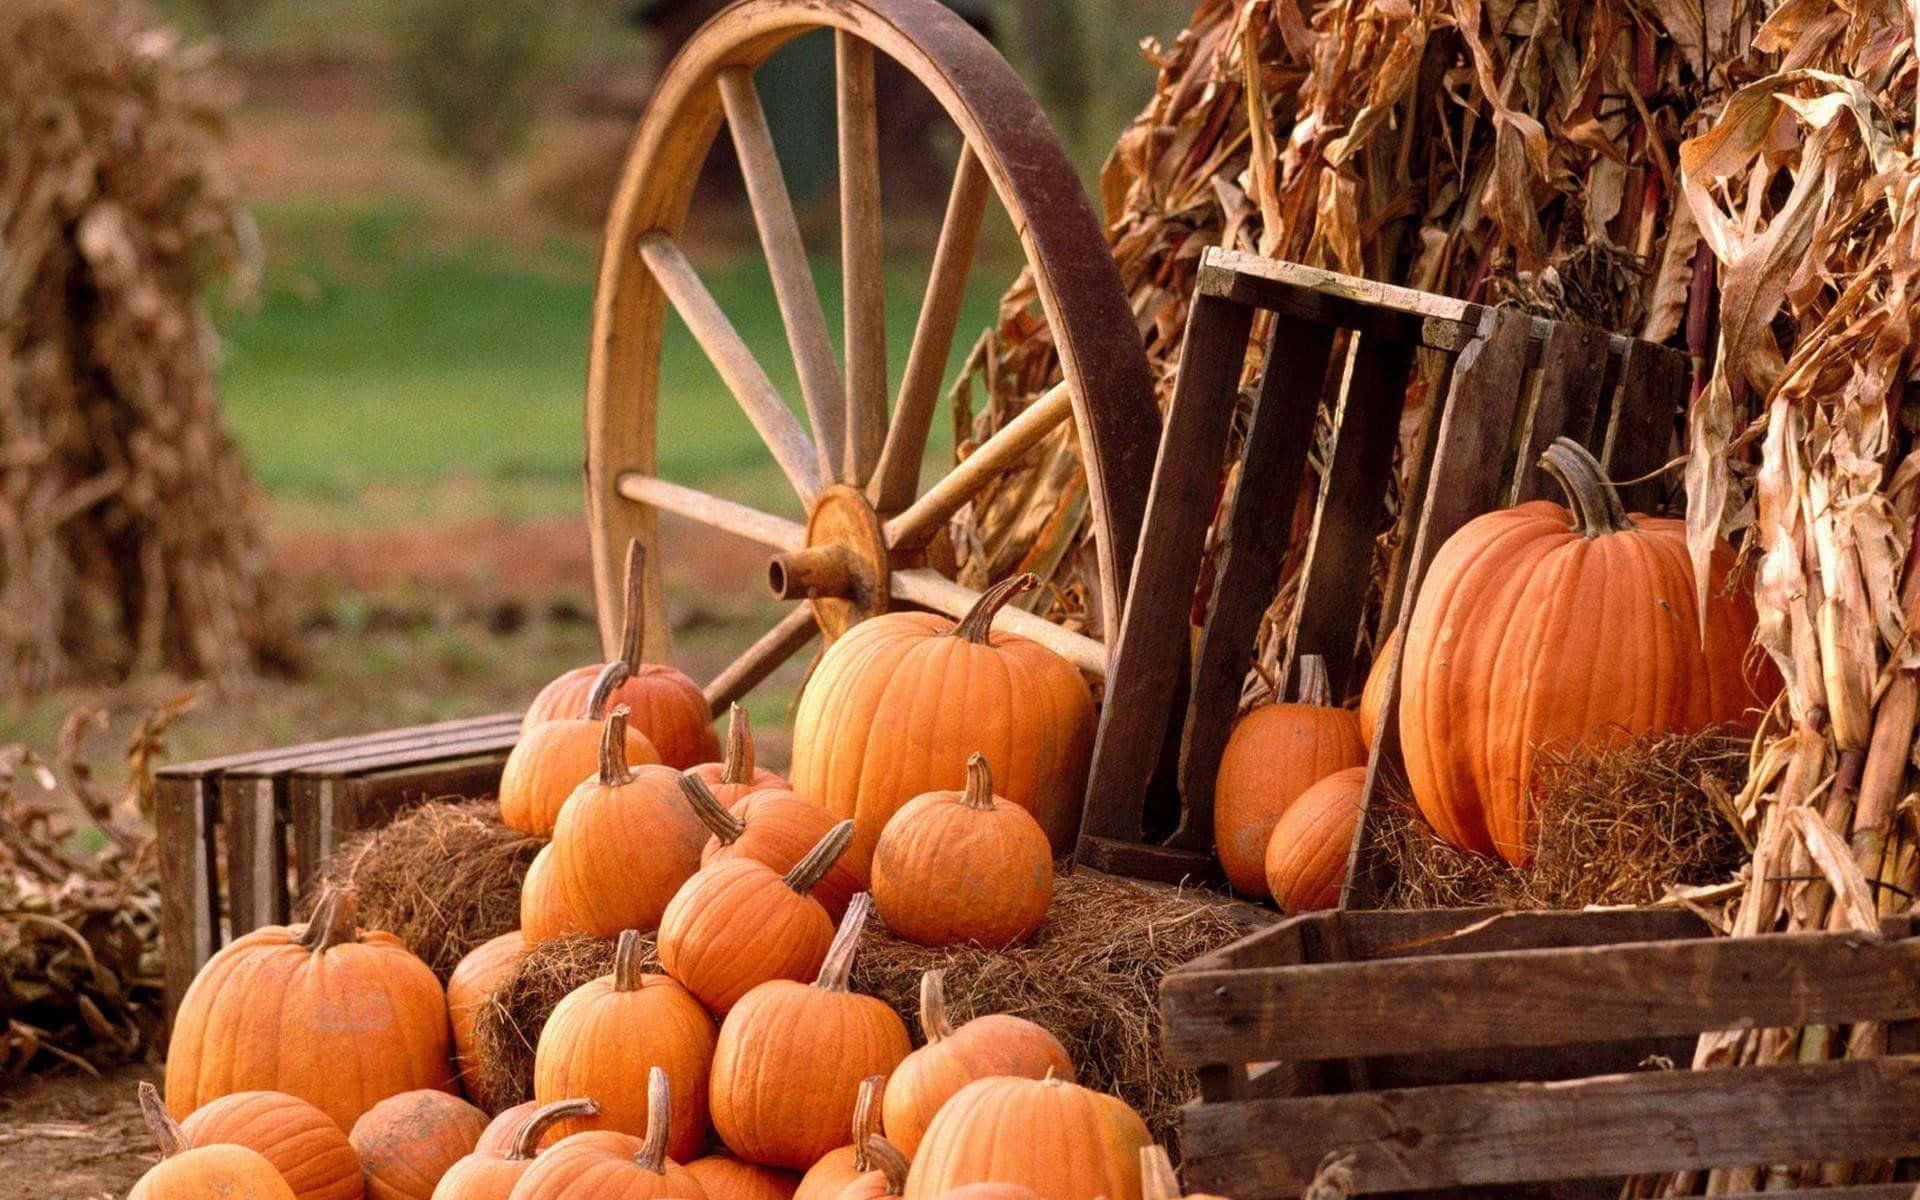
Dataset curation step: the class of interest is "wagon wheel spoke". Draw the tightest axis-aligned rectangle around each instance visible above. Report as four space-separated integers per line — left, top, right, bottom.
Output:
837 32 887 488
718 65 847 482
616 474 805 551
637 233 823 503
885 380 1073 550
704 603 821 713
867 143 991 513
890 567 1104 673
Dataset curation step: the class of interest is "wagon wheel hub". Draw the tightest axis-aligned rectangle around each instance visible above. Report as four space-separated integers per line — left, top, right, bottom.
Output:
768 484 891 638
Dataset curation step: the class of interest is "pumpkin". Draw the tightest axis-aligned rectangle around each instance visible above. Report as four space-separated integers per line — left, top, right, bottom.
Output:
1400 438 1775 864
164 887 451 1130
882 969 1073 1157
1356 628 1398 749
511 1068 707 1200
180 1091 364 1200
520 844 578 947
351 1090 489 1200
919 1188 1043 1200
1212 655 1366 899
658 820 854 1014
524 539 719 768
789 573 1096 877
550 707 709 937
476 1101 541 1156
1138 1145 1228 1200
870 754 1053 949
502 664 661 836
534 929 717 1162
680 773 860 920
130 1083 297 1200
686 704 790 806
792 1076 884 1200
686 1156 803 1200
429 1098 597 1200
902 1075 1149 1200
834 1137 909 1200
448 931 526 1107
710 893 911 1169
1264 766 1366 913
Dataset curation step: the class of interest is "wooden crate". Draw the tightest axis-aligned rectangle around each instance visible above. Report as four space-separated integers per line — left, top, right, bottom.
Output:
1160 907 1920 1198
155 713 520 1015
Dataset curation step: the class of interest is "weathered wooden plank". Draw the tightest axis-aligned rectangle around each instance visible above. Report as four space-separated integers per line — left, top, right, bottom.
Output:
156 773 219 1020
218 772 283 932
1072 836 1221 886
1196 249 1486 352
1512 320 1612 503
1339 906 1711 959
344 754 514 832
1603 338 1688 514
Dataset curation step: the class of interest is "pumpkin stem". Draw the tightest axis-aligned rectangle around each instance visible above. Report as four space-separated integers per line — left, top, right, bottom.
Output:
584 658 630 720
850 1076 884 1171
1540 437 1634 537
510 1097 599 1161
612 929 649 991
1140 1145 1182 1200
721 704 756 785
918 969 957 1042
298 887 357 952
600 707 636 787
679 773 746 844
815 891 872 992
959 753 996 811
784 819 854 896
864 1136 910 1197
618 537 647 672
950 573 1039 644
1294 654 1332 707
633 1066 673 1174
137 1082 186 1159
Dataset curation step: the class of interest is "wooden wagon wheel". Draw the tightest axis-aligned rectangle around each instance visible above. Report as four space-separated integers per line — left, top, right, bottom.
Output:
585 0 1158 713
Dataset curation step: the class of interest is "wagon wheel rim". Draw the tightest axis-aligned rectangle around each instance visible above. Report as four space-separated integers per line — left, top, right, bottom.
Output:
585 0 1158 714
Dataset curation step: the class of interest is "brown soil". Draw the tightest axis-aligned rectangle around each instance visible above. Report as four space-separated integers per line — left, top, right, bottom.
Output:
0 1064 160 1200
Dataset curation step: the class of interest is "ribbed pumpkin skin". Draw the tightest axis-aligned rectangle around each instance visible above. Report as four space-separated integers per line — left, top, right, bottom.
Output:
795 1147 863 1200
430 1098 596 1200
524 664 719 768
128 1144 297 1200
869 767 1053 949
1263 767 1365 913
475 1102 539 1155
1212 703 1364 899
902 1076 1149 1200
883 1023 1071 1157
789 611 1095 878
687 765 790 809
687 1155 802 1200
699 789 861 921
520 844 578 948
1399 500 1770 865
501 718 659 836
448 932 526 1105
350 1090 489 1200
509 1130 709 1200
657 859 836 1014
552 764 707 937
180 1091 364 1200
919 1187 1043 1200
1357 627 1399 749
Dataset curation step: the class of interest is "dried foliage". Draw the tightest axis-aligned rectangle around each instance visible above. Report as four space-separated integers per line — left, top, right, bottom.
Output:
471 931 626 1112
0 0 284 692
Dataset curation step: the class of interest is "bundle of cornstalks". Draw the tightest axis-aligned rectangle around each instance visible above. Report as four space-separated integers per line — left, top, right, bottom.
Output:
0 0 283 692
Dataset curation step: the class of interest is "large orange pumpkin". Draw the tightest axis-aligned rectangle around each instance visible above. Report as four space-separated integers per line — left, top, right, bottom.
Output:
681 774 861 920
834 1137 910 1200
902 1075 1149 1200
180 1091 364 1200
792 1076 884 1200
429 1097 597 1200
523 540 719 768
350 1090 489 1200
789 574 1096 877
534 929 717 1162
448 931 525 1108
710 894 911 1169
164 888 451 1130
686 1155 803 1200
131 1083 297 1200
511 1068 707 1200
881 970 1072 1157
686 705 789 807
1212 655 1365 899
502 664 661 836
520 844 578 948
1400 438 1775 864
1264 766 1365 913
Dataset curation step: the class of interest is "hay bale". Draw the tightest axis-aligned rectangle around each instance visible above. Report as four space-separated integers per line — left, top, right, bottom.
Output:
471 932 628 1111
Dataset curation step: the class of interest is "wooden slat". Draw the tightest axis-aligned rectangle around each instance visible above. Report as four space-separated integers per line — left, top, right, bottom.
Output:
344 754 513 832
1604 338 1689 513
1073 836 1221 886
1161 928 1920 1066
616 472 806 549
836 31 887 486
1512 320 1612 503
156 773 219 1019
1179 1055 1920 1197
218 772 285 932
884 381 1072 549
1197 250 1485 352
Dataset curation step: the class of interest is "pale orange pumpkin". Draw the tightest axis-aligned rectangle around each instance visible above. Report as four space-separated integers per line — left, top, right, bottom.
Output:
924 1188 1045 1200
502 664 661 836
1264 766 1365 913
350 1090 489 1200
870 754 1053 949
685 705 789 807
1400 438 1776 864
658 821 854 1014
429 1097 597 1200
523 540 719 768
903 1074 1149 1200
681 773 861 920
448 931 525 1108
520 844 578 948
1212 655 1365 899
131 1083 297 1200
512 1068 707 1200
180 1090 364 1200
534 929 717 1162
792 1076 884 1200
550 707 709 937
834 1137 910 1200
1356 629 1398 749
882 969 1072 1157
790 574 1096 878
687 1155 804 1200
1138 1145 1229 1200
164 888 451 1131
710 894 911 1169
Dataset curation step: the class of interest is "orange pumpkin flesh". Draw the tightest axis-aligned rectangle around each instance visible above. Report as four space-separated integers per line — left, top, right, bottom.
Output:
833 1137 910 1200
512 1067 708 1200
164 887 451 1131
682 773 861 920
790 574 1096 879
521 843 578 948
350 1090 489 1200
429 1097 597 1200
1264 766 1366 914
882 969 1073 1157
658 821 854 1014
131 1084 297 1200
502 665 660 837
686 1155 803 1200
870 754 1053 949
1400 438 1776 865
792 1076 884 1200
534 929 717 1163
448 931 526 1108
685 704 790 807
710 894 911 1170
179 1090 364 1200
903 1074 1149 1200
1212 655 1365 899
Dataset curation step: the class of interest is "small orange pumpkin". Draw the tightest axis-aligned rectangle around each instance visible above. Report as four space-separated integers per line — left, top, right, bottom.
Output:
428 1097 597 1200
925 1188 1045 1200
350 1090 489 1200
658 820 854 1014
512 1068 707 1200
520 844 579 948
835 1137 910 1200
1212 655 1366 899
710 894 911 1169
1138 1145 1229 1200
903 1074 1149 1200
179 1090 363 1200
475 1100 540 1155
1264 766 1366 913
882 970 1072 1157
524 540 719 768
681 774 861 920
687 1155 803 1200
686 705 790 806
870 754 1053 949
130 1083 297 1200
502 664 661 836
447 931 525 1108
792 1076 884 1200
1356 629 1398 749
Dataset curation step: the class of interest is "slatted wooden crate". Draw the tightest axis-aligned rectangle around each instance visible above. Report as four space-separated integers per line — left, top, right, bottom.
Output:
1160 907 1920 1199
155 713 520 1014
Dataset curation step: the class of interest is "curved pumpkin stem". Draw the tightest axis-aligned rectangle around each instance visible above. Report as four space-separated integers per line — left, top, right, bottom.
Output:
612 929 648 992
1540 437 1633 537
864 1136 910 1197
137 1082 186 1159
298 887 357 952
680 773 746 844
850 1076 884 1171
816 891 872 992
1294 654 1331 707
618 537 647 673
918 969 957 1042
633 1066 672 1174
959 753 996 812
721 704 755 785
600 707 635 787
584 658 631 721
785 819 855 896
511 1097 599 1161
950 573 1039 644
1140 1145 1182 1200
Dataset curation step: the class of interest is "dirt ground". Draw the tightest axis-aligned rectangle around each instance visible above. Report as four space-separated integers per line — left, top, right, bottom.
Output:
0 1065 162 1200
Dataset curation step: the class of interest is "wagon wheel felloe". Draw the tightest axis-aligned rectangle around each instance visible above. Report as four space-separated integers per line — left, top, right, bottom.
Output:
585 0 1158 713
